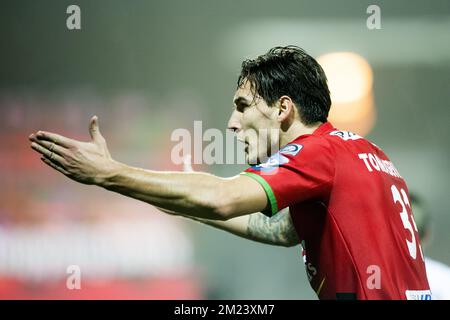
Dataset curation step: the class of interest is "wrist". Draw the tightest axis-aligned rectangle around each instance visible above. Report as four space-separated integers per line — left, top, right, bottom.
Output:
96 159 126 188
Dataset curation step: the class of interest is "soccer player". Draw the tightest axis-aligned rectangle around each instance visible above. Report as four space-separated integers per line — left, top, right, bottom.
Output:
29 46 430 300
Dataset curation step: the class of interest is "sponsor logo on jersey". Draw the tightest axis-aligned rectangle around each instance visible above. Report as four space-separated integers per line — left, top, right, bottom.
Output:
279 143 303 156
329 130 362 141
405 290 432 300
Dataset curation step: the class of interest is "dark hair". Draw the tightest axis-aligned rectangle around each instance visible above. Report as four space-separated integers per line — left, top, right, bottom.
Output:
237 46 331 125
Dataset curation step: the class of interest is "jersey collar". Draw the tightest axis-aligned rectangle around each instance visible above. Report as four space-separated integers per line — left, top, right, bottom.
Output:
312 121 334 136
284 121 334 146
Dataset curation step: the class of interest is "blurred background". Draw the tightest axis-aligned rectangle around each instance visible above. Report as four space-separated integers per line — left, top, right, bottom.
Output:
0 0 449 299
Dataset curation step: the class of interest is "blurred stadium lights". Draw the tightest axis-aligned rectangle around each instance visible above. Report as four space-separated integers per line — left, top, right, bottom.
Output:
317 52 375 136
0 218 201 299
0 219 194 280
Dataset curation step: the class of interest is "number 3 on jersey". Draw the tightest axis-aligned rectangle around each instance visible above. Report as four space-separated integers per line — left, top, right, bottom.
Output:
391 185 424 261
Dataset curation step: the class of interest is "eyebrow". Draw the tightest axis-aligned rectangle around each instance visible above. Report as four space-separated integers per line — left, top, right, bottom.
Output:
233 96 251 106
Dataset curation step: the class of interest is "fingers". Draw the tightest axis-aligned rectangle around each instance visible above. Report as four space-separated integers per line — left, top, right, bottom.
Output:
40 157 70 176
30 136 68 158
30 141 68 167
30 131 77 148
89 115 105 143
183 154 194 172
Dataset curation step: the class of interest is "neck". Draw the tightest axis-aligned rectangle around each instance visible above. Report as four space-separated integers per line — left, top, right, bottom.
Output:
279 121 323 147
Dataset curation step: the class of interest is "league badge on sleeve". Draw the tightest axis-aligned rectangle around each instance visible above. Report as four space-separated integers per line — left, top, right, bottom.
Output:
279 144 303 156
250 143 301 174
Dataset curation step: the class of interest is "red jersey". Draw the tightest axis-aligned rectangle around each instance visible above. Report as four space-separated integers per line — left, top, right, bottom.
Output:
242 122 431 300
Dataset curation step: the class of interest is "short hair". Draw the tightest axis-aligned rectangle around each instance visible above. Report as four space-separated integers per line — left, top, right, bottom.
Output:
237 45 331 125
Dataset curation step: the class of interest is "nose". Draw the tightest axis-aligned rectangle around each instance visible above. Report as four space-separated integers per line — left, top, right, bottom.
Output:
227 109 242 134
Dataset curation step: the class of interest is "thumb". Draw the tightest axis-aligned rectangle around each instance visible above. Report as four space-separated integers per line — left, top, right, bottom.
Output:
183 154 194 172
89 115 104 142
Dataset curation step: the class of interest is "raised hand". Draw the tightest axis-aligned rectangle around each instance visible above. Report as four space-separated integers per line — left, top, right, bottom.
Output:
29 116 119 185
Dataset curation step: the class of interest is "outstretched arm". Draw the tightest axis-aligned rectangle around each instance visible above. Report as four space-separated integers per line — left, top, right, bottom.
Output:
29 116 268 221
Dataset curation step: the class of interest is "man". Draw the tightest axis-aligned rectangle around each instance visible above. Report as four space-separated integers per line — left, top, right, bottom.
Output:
409 193 450 300
29 46 430 300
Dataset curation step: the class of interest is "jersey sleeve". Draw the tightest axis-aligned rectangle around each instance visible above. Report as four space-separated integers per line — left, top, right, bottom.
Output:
241 138 335 217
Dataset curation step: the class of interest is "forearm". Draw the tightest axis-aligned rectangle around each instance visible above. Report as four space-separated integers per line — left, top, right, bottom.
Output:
180 209 299 247
186 214 251 239
154 206 251 241
246 209 299 247
101 162 230 220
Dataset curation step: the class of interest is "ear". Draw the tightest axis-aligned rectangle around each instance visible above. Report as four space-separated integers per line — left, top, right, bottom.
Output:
277 96 295 122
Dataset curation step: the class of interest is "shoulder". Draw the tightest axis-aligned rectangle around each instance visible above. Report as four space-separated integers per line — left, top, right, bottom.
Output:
276 137 334 174
278 135 336 174
287 134 334 157
321 128 388 156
